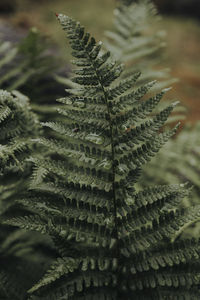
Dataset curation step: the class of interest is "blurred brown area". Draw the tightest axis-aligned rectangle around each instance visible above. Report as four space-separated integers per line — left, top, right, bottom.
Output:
0 0 199 123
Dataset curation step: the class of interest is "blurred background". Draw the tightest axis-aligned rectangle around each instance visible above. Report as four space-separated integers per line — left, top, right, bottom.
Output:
0 0 199 121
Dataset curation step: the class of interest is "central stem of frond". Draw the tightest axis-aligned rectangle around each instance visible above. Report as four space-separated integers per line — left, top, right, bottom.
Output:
84 50 118 244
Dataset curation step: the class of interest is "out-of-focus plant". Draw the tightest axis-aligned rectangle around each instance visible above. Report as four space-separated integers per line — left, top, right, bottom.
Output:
0 27 66 121
0 28 56 93
104 0 186 126
111 2 200 215
105 0 173 88
140 121 200 207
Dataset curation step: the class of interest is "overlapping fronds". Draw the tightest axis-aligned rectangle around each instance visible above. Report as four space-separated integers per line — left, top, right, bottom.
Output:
105 0 186 125
57 0 183 124
0 28 64 121
0 89 40 221
140 121 200 235
104 0 175 89
0 229 53 300
0 28 56 92
5 14 199 300
140 121 200 200
0 90 53 299
0 90 39 179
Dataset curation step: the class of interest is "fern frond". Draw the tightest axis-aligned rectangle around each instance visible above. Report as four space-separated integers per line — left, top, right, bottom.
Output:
6 11 200 300
104 1 168 83
0 90 39 173
140 121 200 238
0 28 59 94
103 0 184 127
0 90 54 299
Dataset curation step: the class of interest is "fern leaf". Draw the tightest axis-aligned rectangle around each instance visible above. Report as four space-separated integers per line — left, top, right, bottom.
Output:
7 11 200 300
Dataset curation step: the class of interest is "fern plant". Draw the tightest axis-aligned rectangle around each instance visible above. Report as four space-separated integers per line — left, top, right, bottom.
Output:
0 28 55 92
140 121 200 215
0 90 53 300
109 1 199 203
104 0 187 126
0 28 66 121
105 0 175 89
0 90 40 202
4 13 200 300
57 0 184 124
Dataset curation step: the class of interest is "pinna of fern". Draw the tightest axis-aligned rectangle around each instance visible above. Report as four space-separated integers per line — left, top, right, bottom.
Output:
5 13 200 300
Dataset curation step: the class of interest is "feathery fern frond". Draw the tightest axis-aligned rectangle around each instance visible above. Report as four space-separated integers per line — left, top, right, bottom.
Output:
0 28 65 123
140 121 200 199
56 0 184 126
0 29 55 92
0 90 38 178
0 90 39 175
104 0 187 127
5 13 199 300
104 0 174 88
140 121 200 236
0 90 53 299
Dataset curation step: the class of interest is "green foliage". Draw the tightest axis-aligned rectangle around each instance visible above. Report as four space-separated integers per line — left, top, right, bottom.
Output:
140 122 200 215
0 90 52 299
105 0 175 89
0 90 39 197
104 0 187 126
109 1 198 207
0 28 65 121
0 28 54 92
4 13 200 300
0 1 199 299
